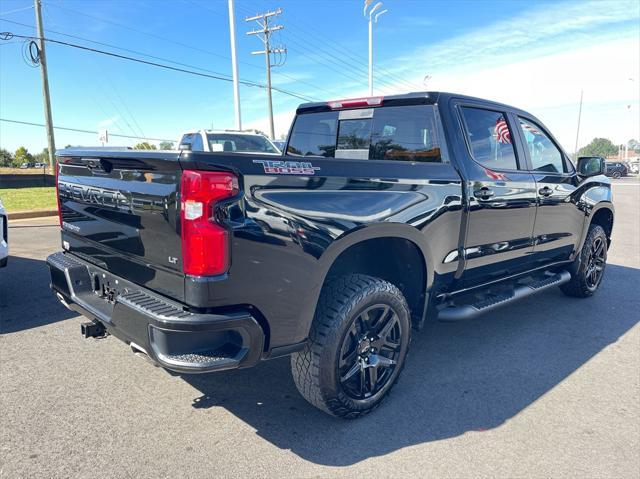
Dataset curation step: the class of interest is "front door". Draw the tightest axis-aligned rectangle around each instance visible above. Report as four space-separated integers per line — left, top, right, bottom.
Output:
456 104 538 286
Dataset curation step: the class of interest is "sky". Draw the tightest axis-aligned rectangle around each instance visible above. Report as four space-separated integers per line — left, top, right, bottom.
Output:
0 0 638 154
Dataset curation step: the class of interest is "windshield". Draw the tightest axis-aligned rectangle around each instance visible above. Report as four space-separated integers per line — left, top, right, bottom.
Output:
206 133 278 154
286 105 445 162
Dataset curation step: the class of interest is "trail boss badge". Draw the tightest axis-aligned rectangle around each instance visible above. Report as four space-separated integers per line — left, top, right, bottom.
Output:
253 159 320 175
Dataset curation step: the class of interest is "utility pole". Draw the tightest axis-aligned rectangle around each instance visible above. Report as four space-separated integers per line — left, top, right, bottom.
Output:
364 1 387 96
34 0 56 168
573 89 583 160
228 0 242 130
246 9 286 139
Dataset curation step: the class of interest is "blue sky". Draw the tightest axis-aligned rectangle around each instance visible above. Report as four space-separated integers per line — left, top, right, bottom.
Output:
0 0 638 153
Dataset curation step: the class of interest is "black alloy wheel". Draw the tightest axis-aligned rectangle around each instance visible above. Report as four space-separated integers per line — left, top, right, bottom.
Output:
584 235 606 290
291 274 411 418
561 224 608 298
338 304 403 400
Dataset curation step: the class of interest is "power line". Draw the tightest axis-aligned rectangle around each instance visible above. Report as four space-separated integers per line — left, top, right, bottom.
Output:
237 1 421 93
0 118 174 142
0 5 33 17
284 11 421 92
0 31 316 102
45 2 338 99
236 3 397 95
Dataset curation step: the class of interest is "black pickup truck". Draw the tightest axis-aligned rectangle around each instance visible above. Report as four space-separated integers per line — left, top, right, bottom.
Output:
47 92 613 418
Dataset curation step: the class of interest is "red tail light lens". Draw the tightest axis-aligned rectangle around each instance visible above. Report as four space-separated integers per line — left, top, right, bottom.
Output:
180 170 238 276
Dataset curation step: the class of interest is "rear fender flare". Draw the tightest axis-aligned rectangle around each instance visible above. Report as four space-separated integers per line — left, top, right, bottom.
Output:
298 223 433 335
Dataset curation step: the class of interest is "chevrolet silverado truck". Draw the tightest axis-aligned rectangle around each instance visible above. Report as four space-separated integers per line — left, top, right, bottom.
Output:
47 92 613 418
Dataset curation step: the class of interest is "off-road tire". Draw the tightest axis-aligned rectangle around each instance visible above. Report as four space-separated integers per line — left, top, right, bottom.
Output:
560 224 608 298
291 274 411 419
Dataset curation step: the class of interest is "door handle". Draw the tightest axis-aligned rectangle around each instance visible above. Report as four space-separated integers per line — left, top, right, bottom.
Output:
538 186 553 197
473 186 495 200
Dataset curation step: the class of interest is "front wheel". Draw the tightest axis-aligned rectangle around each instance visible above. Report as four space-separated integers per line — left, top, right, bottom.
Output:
612 171 621 179
291 274 411 418
560 224 608 297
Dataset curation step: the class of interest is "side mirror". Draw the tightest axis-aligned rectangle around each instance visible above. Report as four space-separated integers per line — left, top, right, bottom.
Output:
178 143 191 151
577 156 605 177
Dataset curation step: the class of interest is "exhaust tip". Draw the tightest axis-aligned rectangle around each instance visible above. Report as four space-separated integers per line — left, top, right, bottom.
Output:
130 342 158 367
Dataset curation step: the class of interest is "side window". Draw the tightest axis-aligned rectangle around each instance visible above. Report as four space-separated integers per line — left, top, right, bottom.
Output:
180 133 194 147
192 133 204 152
518 118 565 173
461 107 518 170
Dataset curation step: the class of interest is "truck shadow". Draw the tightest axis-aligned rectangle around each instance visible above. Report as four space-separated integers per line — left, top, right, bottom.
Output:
0 255 77 333
181 263 640 466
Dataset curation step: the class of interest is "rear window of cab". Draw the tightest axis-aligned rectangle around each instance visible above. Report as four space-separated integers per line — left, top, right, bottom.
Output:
286 105 446 163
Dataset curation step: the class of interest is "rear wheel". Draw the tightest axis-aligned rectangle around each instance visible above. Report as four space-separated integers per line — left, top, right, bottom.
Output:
291 274 411 418
560 224 608 298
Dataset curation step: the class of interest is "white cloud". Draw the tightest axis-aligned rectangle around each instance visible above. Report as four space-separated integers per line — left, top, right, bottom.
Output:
97 116 119 128
257 0 640 149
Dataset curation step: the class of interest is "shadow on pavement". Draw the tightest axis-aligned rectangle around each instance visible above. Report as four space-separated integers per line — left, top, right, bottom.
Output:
0 255 77 333
181 263 640 466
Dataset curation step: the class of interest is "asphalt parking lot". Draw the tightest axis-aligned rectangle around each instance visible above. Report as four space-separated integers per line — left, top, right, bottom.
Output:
1 178 639 478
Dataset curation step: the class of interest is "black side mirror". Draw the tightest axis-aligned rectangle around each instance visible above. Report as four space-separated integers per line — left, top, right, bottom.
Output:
178 143 191 151
577 156 605 177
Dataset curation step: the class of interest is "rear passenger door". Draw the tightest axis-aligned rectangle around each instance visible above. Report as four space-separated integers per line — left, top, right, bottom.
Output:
457 103 538 285
512 115 583 265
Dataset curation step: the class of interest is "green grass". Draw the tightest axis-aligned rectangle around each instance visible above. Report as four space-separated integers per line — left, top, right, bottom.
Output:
0 187 57 212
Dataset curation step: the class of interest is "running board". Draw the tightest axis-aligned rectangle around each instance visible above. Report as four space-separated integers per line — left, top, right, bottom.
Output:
438 270 571 322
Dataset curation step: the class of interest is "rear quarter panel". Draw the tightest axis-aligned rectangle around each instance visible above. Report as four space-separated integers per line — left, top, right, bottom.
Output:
180 152 464 348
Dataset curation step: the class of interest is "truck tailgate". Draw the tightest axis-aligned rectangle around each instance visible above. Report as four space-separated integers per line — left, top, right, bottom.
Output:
56 150 185 300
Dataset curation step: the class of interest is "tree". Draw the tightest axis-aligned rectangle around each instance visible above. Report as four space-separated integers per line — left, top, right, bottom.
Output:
578 138 618 159
13 146 33 167
133 142 157 150
0 148 13 167
627 139 640 152
159 141 174 150
34 148 49 164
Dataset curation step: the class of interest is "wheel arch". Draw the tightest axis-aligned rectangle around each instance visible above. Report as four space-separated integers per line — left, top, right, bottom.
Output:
576 200 615 255
590 205 614 244
302 224 433 332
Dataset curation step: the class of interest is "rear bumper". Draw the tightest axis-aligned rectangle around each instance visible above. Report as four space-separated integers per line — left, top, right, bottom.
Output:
46 251 264 373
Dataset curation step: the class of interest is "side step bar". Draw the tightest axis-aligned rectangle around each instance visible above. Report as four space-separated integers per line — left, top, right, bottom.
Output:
438 270 571 321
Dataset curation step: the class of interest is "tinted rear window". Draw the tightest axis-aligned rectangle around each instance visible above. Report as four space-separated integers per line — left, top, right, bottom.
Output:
207 134 278 153
287 105 446 162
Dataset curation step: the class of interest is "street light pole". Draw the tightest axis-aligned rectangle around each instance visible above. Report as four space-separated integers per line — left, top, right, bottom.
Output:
228 0 242 130
573 89 583 160
364 1 387 96
368 15 373 96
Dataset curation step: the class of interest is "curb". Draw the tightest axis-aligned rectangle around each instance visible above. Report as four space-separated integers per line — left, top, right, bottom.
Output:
8 209 58 220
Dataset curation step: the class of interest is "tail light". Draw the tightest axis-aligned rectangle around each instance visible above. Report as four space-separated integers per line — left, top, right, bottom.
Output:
327 96 383 109
55 160 62 228
180 170 238 276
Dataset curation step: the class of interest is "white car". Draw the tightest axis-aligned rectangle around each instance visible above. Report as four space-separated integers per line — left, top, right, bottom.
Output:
178 129 281 155
0 198 7 268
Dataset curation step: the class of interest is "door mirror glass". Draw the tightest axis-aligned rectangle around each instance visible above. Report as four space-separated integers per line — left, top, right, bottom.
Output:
577 156 605 177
